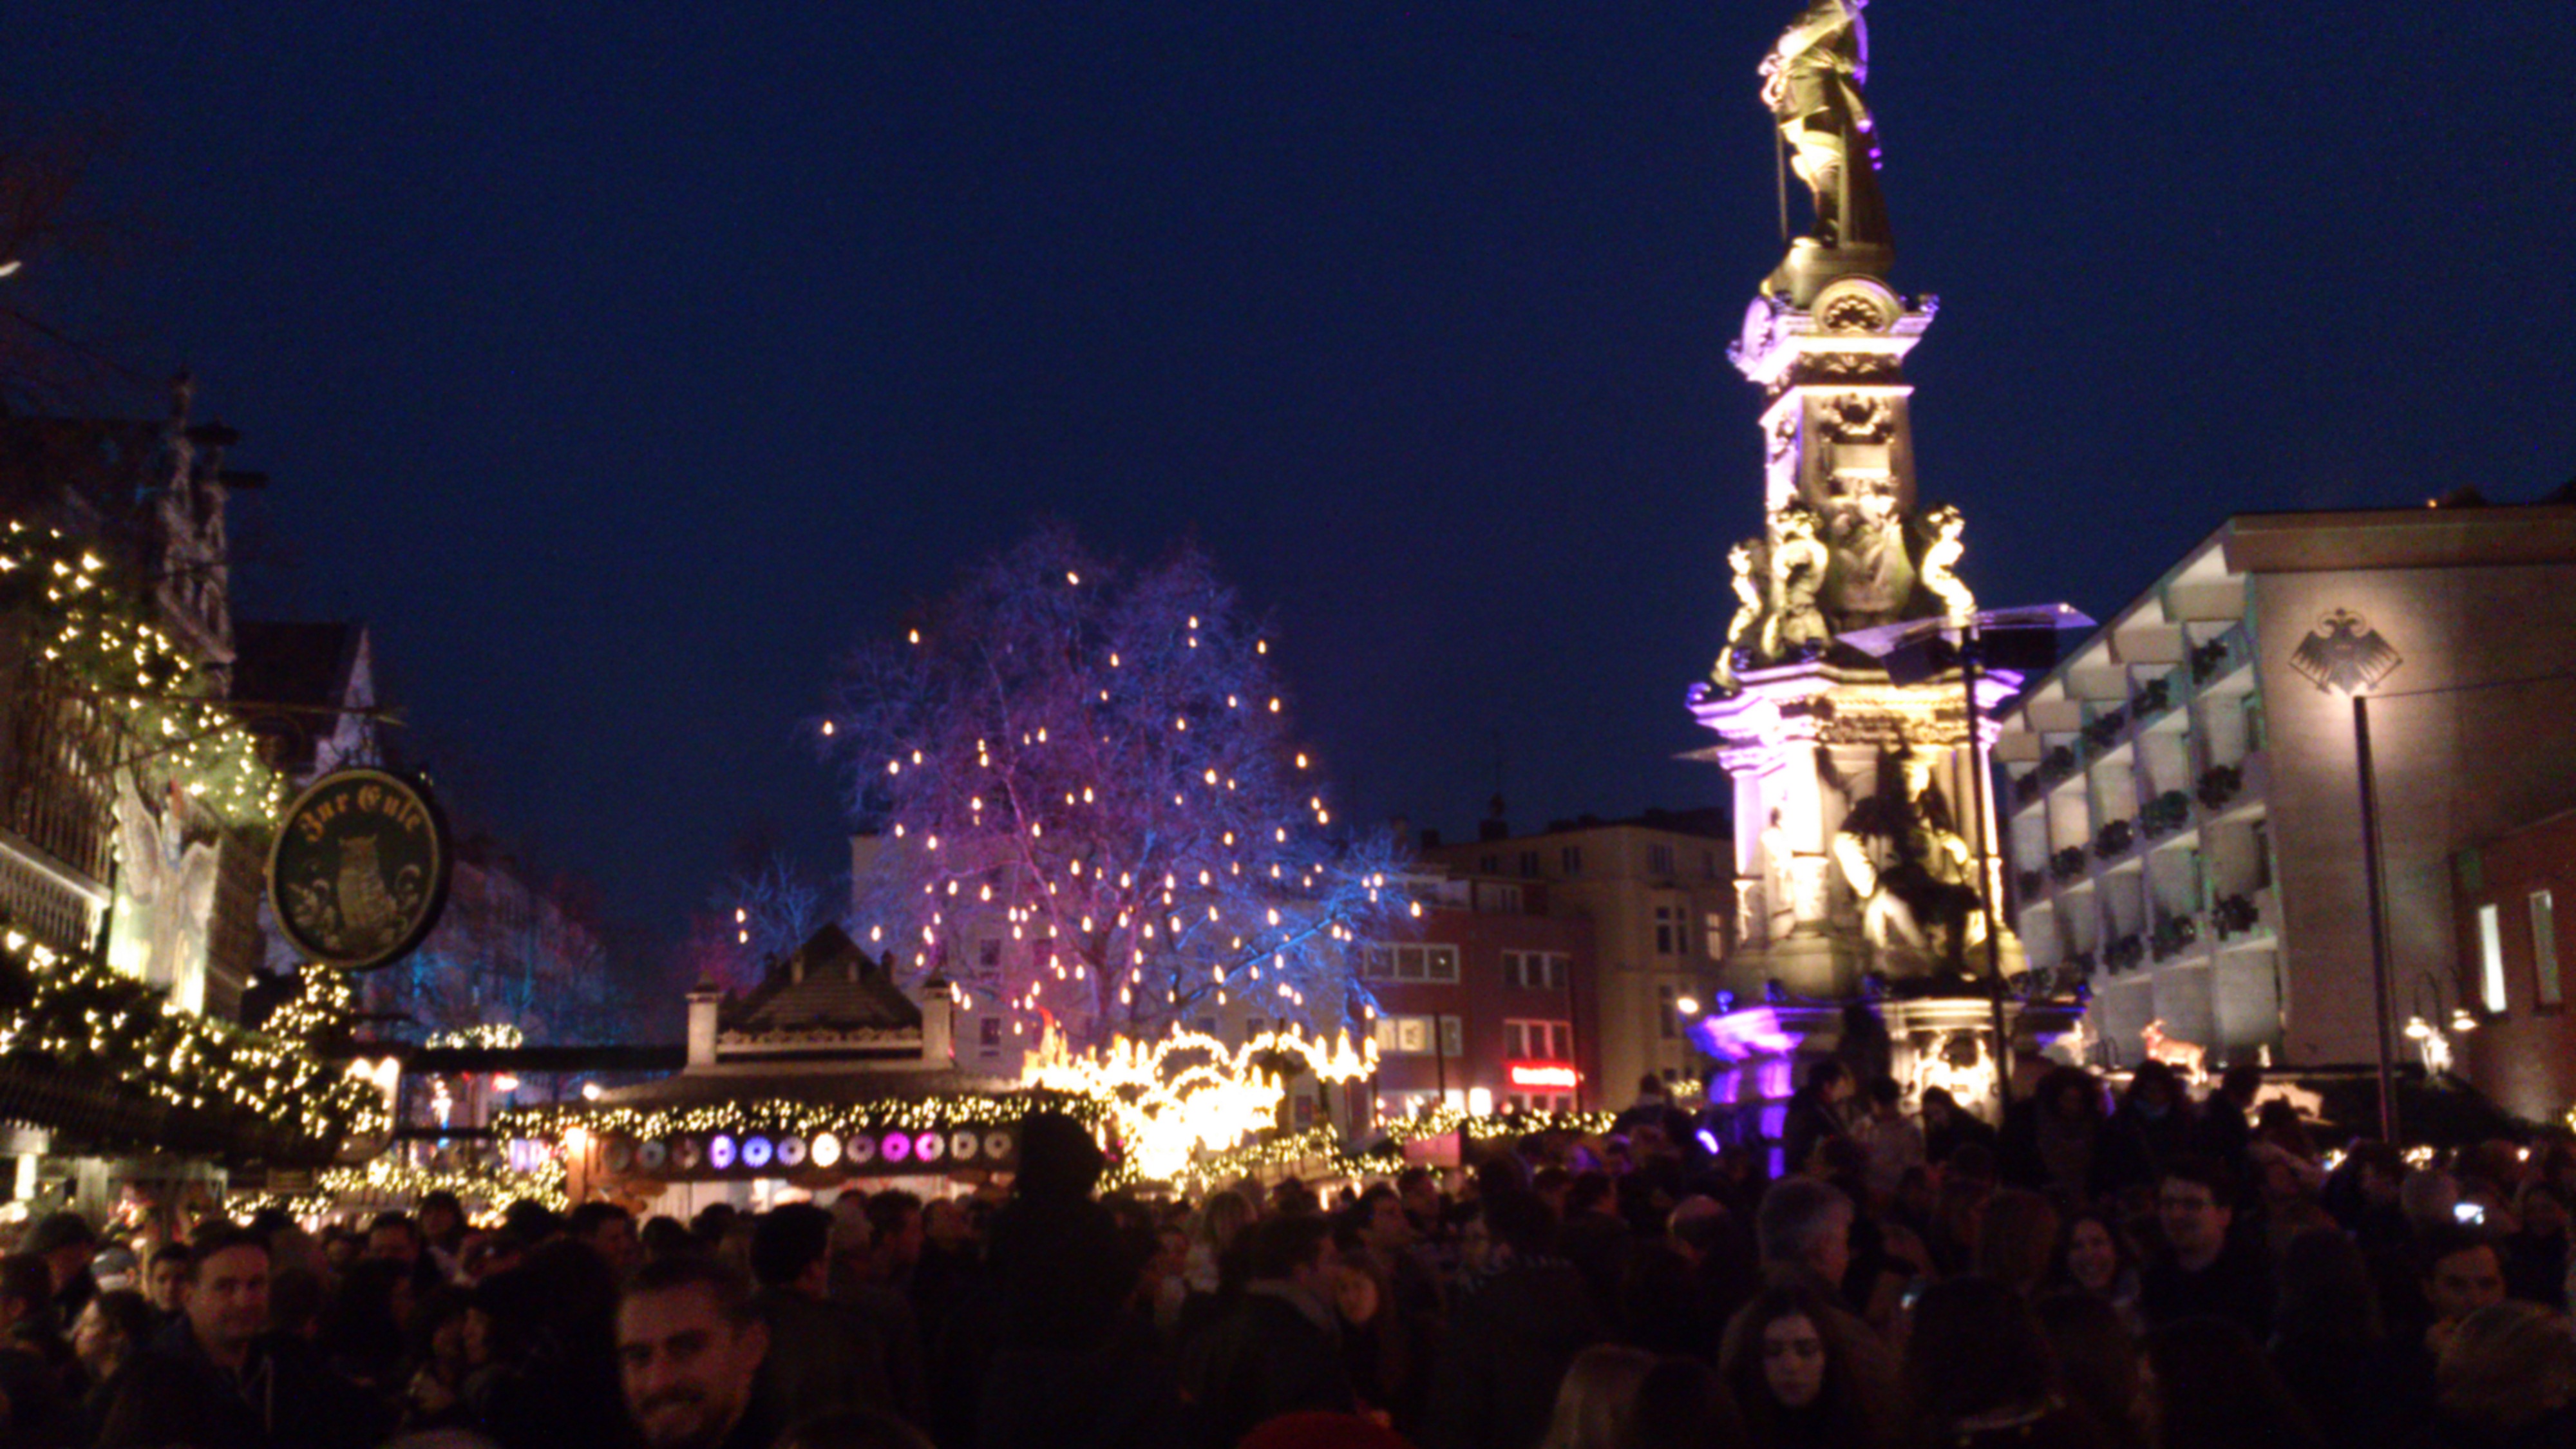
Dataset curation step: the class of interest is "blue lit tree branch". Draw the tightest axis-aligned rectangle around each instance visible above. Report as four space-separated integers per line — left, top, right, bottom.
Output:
822 527 1410 1052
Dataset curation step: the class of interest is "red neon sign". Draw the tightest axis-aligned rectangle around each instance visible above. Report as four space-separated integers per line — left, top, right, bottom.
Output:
1508 1061 1580 1090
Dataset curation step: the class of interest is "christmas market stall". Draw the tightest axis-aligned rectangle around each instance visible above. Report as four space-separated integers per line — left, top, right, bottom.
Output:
498 925 1036 1215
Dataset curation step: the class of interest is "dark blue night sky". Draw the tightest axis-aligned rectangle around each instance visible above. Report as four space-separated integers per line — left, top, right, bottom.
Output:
11 5 2573 959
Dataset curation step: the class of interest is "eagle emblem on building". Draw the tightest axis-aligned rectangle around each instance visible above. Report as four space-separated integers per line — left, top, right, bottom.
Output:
2288 608 2401 694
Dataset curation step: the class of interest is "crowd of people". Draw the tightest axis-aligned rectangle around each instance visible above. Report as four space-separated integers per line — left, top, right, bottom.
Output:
0 1058 2571 1448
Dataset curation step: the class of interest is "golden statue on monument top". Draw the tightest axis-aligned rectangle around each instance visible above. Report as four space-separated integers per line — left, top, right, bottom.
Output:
1761 0 1891 297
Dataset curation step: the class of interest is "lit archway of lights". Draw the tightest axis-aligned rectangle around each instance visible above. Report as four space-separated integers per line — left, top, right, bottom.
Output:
1021 1023 1376 1182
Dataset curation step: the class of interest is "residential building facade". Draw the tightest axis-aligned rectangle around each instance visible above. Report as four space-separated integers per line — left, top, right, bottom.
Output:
1358 874 1596 1119
1420 810 1733 1103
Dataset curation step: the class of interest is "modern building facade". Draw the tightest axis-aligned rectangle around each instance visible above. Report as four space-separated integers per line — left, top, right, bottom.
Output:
1993 502 2576 1094
2452 809 2576 1122
1419 811 1733 1103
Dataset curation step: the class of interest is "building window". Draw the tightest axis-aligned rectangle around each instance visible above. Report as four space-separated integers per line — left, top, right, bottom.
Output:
1654 906 1679 956
1363 944 1461 983
1480 854 1501 874
1505 1019 1571 1060
1705 912 1727 961
978 1018 1003 1056
978 940 1002 968
1519 851 1540 878
1374 1014 1463 1057
1561 846 1583 876
2479 902 2508 1014
2535 890 2562 1008
1704 850 1719 880
1441 1015 1464 1058
1502 951 1569 990
1656 984 1679 1040
1197 1016 1219 1037
1247 1015 1267 1040
1649 843 1676 876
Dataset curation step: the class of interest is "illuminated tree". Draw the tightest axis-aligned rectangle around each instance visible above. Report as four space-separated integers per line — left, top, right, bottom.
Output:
824 527 1409 1053
677 852 838 995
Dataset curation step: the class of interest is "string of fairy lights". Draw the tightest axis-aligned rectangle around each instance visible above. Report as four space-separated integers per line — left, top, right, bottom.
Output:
0 934 386 1150
2 520 283 827
824 541 1414 1055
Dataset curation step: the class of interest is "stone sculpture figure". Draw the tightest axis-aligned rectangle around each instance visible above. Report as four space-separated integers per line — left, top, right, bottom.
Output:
1918 504 1975 627
1764 509 1832 659
1821 481 1912 629
1712 538 1768 691
1760 0 1889 251
1761 808 1800 939
1832 749 1985 976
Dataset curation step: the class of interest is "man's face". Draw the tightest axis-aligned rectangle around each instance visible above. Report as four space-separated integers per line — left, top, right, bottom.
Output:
1401 1178 1439 1224
1288 1240 1342 1303
419 1203 460 1241
923 1200 973 1252
618 1285 768 1449
368 1224 420 1266
1811 1204 1853 1290
2157 1180 2229 1263
2427 1245 2506 1324
147 1256 191 1312
589 1217 642 1276
1366 1197 1414 1252
185 1246 270 1355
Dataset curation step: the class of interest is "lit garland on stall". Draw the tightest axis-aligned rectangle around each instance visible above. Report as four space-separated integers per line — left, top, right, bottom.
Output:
259 963 359 1046
428 1023 527 1050
1376 1104 1618 1144
227 1152 571 1224
1021 1021 1376 1184
1 520 283 828
0 932 387 1151
494 1090 1083 1148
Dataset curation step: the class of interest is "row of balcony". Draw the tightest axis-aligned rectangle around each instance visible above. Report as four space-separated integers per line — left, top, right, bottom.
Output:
2010 623 2255 810
2016 763 2255 902
2034 887 2277 981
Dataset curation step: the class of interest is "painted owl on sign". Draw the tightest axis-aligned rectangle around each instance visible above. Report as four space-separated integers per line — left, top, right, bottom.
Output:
2288 609 2401 694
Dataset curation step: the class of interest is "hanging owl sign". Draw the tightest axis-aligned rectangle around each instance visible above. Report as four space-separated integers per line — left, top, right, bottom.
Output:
267 769 453 971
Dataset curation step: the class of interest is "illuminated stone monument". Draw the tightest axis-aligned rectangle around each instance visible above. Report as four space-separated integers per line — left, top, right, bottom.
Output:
1688 2 2076 1121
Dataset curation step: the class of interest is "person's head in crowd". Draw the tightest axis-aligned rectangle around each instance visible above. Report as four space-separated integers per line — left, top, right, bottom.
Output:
1864 1074 1904 1122
417 1191 466 1249
319 1228 364 1275
922 1196 975 1254
267 1265 329 1341
2253 1099 2315 1159
182 1227 272 1371
320 1256 413 1372
72 1287 155 1381
2140 1316 2320 1449
2031 1291 2136 1446
2438 1301 2576 1438
2052 1208 2136 1301
2123 1059 2186 1121
144 1243 192 1315
458 1232 525 1283
1805 1059 1852 1105
0 1253 52 1337
1754 1176 1852 1293
2216 1063 2262 1111
1904 1277 2062 1434
2400 1166 2461 1238
863 1191 924 1276
1667 1196 1732 1267
2421 1226 2507 1330
1719 1284 1880 1447
1244 1211 1338 1307
1920 1086 1965 1129
368 1211 424 1268
1198 1188 1257 1251
1972 1188 2060 1300
640 1215 696 1264
1354 1184 1414 1257
1457 1200 1496 1275
750 1204 835 1298
501 1198 561 1245
617 1255 770 1449
569 1201 642 1278
1564 1170 1617 1222
1396 1166 1442 1228
1480 1186 1560 1269
2517 1180 2572 1247
2155 1158 2236 1272
2275 1227 2383 1346
1537 1343 1657 1449
1473 1146 1535 1200
771 1406 936 1449
2038 1066 2104 1126
408 1285 474 1387
1807 1136 1870 1196
1627 1354 1752 1449
1532 1166 1574 1217
25 1210 96 1296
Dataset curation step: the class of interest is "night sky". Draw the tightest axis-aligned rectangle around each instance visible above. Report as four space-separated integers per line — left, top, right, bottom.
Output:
12 5 2573 968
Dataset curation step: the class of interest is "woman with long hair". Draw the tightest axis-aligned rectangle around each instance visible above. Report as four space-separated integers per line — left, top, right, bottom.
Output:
1539 1344 1658 1449
2049 1208 2141 1332
1718 1285 1896 1449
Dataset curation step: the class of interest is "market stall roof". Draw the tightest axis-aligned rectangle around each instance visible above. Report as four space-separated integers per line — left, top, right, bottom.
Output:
592 1064 1020 1112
